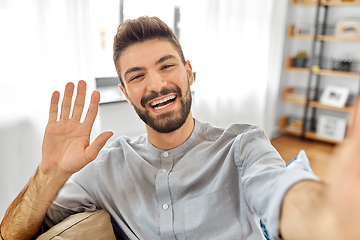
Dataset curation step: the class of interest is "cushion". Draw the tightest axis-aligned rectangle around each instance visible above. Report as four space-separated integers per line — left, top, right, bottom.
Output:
286 150 315 174
37 210 116 240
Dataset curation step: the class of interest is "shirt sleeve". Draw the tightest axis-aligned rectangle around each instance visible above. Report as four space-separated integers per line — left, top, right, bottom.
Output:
235 127 319 240
44 159 101 228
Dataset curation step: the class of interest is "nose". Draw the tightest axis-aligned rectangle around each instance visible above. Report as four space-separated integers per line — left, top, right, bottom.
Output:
146 70 167 93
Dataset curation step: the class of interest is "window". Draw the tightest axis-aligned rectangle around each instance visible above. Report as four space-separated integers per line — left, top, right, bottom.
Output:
89 0 182 78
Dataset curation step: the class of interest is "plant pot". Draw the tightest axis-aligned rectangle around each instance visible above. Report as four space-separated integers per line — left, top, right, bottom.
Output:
293 57 308 68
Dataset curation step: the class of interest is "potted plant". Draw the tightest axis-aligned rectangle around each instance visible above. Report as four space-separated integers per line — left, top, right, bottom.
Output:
293 50 308 68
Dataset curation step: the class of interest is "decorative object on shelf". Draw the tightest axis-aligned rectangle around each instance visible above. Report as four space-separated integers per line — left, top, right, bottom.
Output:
311 65 320 73
335 20 360 37
316 115 347 141
319 85 350 108
286 119 303 132
293 23 311 35
293 50 308 68
331 51 352 72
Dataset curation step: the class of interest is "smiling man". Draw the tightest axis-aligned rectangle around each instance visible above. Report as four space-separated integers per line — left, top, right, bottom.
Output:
2 16 360 240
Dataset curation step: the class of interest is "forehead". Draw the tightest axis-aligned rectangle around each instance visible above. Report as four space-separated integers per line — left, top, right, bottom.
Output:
118 39 181 74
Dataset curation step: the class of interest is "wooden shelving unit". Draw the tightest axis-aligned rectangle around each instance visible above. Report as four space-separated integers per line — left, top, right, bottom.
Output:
280 0 360 143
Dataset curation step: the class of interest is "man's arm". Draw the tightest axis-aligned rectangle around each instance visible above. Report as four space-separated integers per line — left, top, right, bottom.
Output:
280 97 360 240
0 81 112 240
280 180 342 240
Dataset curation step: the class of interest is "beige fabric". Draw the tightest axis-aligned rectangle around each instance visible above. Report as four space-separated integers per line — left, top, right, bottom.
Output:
37 210 116 240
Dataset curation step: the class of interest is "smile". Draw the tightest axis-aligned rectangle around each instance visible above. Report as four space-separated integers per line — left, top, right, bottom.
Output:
150 95 177 110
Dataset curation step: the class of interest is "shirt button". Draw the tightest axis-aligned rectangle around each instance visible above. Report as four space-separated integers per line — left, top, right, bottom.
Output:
163 152 169 157
162 204 169 210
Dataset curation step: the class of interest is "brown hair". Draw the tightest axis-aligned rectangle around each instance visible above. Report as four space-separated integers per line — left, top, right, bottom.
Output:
113 16 186 86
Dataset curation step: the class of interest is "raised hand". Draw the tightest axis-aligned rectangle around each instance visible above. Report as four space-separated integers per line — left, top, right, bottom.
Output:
40 81 113 179
328 96 360 239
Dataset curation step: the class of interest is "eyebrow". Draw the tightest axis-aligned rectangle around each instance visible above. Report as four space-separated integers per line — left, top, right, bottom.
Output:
124 67 146 81
123 55 178 81
155 54 178 65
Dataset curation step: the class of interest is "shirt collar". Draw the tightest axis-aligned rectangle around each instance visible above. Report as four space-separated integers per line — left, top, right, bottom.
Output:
143 118 201 158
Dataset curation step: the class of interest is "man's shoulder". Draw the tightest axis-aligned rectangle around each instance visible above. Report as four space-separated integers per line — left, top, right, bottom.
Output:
103 134 146 150
197 120 261 142
95 134 147 161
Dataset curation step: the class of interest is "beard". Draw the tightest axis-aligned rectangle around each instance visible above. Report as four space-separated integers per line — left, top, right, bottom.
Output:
131 82 192 134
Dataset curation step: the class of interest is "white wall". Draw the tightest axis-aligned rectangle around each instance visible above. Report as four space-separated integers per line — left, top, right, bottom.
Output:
0 0 94 219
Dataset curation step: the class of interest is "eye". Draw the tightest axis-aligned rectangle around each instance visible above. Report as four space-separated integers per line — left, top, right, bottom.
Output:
161 64 174 70
129 74 144 82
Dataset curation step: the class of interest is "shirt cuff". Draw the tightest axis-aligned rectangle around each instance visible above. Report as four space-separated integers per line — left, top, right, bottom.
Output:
266 169 319 240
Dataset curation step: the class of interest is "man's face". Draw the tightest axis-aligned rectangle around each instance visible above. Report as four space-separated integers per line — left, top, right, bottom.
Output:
118 39 193 134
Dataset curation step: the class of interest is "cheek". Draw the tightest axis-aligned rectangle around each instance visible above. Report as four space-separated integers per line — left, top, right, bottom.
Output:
127 87 143 105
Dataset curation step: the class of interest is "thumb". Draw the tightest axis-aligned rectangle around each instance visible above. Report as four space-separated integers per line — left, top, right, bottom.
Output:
85 131 113 161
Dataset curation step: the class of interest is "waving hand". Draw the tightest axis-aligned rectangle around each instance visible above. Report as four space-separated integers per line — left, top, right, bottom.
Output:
40 81 113 178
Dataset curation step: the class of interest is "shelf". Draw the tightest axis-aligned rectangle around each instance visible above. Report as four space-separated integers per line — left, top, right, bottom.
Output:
288 24 360 42
285 56 360 77
291 0 360 6
291 0 318 5
317 35 360 42
282 87 307 105
281 87 353 112
313 69 360 77
278 116 341 144
323 0 360 5
308 101 353 112
285 57 309 72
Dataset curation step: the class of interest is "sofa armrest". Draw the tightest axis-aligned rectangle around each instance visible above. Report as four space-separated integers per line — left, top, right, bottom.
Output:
37 210 116 240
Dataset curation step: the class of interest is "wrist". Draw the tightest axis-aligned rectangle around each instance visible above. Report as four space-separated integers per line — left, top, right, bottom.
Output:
38 164 72 187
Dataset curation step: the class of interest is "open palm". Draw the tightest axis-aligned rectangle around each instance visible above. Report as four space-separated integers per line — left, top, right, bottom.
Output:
40 81 113 178
328 97 360 239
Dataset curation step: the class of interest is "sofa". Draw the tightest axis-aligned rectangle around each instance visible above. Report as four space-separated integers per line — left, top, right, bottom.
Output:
36 210 120 240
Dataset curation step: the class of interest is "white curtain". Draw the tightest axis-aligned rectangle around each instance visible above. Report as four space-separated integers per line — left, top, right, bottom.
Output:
0 0 94 219
181 0 288 136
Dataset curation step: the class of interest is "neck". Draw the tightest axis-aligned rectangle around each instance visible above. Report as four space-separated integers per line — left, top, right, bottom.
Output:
146 113 195 150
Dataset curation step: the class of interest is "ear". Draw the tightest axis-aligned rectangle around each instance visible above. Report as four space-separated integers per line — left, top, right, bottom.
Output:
119 84 133 106
185 60 194 86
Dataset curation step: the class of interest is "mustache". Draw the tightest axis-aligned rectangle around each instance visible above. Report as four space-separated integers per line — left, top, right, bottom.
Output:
141 86 183 108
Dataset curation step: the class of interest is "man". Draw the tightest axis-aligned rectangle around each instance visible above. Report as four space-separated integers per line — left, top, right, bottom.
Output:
1 16 360 240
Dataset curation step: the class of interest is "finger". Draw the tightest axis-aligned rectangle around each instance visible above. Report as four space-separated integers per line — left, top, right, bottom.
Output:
349 96 360 134
83 90 100 128
85 131 113 161
49 91 60 122
72 80 86 121
60 82 75 119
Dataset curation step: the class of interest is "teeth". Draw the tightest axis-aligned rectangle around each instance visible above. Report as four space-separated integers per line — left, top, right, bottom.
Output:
151 95 176 107
153 101 173 110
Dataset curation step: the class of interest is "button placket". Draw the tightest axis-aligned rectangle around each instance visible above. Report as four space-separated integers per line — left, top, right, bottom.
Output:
155 151 176 239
